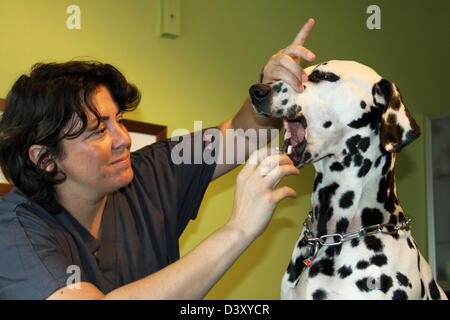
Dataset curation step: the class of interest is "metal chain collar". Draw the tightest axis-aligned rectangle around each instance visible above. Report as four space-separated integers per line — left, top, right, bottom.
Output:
301 210 412 266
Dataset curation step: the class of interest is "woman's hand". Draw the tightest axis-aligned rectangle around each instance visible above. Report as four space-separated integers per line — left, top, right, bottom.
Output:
227 147 300 242
262 18 316 93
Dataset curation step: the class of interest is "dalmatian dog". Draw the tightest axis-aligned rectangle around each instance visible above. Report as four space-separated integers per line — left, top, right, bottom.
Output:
249 60 447 300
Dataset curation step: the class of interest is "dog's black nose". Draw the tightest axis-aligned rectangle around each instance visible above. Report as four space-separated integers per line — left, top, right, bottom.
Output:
249 84 272 105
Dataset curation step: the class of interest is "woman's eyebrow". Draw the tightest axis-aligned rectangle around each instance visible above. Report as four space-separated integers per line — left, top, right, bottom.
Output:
87 111 123 127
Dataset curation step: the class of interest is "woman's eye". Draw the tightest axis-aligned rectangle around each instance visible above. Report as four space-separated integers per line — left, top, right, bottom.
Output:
89 127 106 137
117 113 125 125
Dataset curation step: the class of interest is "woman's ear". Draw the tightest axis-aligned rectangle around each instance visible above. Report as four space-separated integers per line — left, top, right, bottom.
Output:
28 145 55 172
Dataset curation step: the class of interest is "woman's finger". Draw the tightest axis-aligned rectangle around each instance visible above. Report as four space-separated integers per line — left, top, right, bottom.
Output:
277 54 304 82
242 147 281 173
277 52 311 86
291 18 315 46
264 67 304 93
263 163 300 188
281 44 316 63
271 186 297 203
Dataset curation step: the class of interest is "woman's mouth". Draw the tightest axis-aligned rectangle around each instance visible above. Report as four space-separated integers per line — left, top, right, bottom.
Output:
110 155 130 167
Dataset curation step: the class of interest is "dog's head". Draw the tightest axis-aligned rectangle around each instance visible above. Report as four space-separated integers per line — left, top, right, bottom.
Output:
249 60 420 168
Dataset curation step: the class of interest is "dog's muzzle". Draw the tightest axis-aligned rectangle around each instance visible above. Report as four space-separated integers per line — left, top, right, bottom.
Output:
249 83 307 167
249 84 272 117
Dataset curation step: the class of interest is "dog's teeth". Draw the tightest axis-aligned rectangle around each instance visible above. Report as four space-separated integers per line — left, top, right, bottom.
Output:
287 145 293 155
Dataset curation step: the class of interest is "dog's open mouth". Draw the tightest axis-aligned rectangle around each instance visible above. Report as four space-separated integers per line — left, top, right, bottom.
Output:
283 115 307 166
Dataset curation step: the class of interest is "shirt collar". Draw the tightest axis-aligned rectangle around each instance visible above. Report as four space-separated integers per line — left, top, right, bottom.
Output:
53 205 101 255
7 187 101 255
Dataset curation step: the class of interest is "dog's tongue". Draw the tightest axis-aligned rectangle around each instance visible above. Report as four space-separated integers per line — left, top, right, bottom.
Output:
283 119 305 145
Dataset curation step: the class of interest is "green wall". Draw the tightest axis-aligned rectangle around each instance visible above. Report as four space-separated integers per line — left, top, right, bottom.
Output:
1 0 448 299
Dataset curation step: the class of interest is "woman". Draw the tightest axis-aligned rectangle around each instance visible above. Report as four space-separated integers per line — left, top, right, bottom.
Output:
0 19 315 299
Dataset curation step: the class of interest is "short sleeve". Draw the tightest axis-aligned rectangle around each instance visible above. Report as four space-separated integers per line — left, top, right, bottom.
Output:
130 131 217 236
174 133 218 233
0 205 79 299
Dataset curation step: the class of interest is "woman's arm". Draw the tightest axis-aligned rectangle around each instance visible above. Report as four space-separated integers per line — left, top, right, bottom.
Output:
47 148 299 300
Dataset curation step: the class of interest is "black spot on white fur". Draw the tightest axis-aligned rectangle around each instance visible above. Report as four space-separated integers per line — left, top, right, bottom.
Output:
429 280 442 300
379 274 393 293
360 100 367 109
309 258 335 278
336 218 349 233
346 135 361 154
337 265 352 279
396 272 412 288
339 191 354 209
308 70 340 83
272 83 282 93
358 158 372 177
364 236 384 252
357 260 369 269
347 112 372 129
330 162 344 172
370 254 388 267
392 289 408 300
316 183 339 236
312 289 327 300
313 172 323 192
286 257 305 283
406 237 414 249
361 207 384 227
358 137 370 152
355 278 371 292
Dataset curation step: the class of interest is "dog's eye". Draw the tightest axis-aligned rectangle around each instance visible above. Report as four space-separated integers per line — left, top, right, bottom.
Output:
309 70 340 83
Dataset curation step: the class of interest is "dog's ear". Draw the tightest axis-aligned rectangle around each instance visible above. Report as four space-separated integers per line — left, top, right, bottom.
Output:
372 79 420 153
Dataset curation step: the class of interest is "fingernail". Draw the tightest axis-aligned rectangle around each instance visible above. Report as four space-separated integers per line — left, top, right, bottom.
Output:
302 74 308 82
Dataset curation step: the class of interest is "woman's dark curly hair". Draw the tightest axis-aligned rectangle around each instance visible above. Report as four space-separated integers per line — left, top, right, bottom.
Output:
0 61 141 212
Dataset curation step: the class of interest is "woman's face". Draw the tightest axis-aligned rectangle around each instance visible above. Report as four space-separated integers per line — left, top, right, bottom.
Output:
55 85 134 198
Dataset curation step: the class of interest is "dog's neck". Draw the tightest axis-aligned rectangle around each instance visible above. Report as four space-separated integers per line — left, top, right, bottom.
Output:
310 146 406 237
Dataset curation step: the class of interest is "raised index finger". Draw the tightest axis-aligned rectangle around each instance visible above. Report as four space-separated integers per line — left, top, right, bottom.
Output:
291 18 315 46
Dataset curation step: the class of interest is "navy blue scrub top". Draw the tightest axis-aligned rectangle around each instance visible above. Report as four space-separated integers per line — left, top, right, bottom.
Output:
0 139 216 299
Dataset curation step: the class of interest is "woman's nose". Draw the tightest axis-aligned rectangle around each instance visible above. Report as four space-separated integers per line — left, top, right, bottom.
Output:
112 122 132 150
